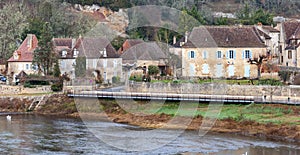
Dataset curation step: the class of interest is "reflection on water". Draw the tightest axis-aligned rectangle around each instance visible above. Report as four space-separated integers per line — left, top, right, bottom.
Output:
0 114 299 155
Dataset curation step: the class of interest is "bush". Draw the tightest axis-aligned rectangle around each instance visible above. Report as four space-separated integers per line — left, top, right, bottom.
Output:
257 79 282 86
51 82 63 92
112 76 120 83
24 82 36 88
129 74 143 82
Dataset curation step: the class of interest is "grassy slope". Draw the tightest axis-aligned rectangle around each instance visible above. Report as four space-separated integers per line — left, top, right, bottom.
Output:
134 101 300 126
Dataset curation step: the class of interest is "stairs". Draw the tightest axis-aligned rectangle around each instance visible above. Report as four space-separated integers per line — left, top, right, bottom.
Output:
27 95 49 111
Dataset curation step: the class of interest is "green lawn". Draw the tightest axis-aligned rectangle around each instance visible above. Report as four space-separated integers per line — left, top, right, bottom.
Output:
129 101 300 125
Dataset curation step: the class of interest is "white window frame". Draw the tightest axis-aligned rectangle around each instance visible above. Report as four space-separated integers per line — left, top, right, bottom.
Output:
217 51 222 59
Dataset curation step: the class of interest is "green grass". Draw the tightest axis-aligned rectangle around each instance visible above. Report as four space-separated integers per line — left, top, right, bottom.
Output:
134 102 300 125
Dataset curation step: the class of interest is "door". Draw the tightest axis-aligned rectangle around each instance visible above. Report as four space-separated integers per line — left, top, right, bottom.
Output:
215 64 223 78
189 64 195 76
228 65 235 77
244 65 250 78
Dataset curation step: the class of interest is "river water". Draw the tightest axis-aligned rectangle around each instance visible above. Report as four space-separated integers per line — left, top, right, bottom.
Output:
0 114 299 155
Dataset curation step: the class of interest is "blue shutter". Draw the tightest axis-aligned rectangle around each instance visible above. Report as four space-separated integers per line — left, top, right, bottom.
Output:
216 51 218 58
226 51 229 59
234 50 236 59
188 51 191 59
249 51 252 59
242 50 245 59
194 51 196 58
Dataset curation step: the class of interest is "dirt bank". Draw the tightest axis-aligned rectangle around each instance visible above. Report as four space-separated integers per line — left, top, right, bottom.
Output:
1 94 299 144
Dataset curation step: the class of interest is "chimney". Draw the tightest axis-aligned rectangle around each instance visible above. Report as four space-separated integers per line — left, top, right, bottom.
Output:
185 31 188 43
103 48 107 57
27 34 33 48
173 36 176 45
71 39 76 49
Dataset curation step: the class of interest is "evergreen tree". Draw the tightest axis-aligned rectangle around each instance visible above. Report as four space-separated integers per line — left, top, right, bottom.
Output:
75 56 86 78
33 22 55 75
53 60 61 77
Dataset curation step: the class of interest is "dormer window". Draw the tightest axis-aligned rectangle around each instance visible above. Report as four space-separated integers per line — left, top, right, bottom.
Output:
73 49 79 58
62 50 67 57
13 52 19 60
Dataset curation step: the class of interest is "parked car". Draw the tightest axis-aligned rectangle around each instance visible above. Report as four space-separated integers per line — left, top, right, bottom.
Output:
0 76 6 82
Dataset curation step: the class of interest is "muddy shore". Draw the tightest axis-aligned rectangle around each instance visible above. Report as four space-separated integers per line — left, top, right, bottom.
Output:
0 94 299 144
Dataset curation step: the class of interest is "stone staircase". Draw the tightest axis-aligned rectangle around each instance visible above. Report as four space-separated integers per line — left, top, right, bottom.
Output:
27 95 50 111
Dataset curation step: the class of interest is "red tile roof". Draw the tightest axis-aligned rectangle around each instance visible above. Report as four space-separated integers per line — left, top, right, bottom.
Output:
8 34 38 62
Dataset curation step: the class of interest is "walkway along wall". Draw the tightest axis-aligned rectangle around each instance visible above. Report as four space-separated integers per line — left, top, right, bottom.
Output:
126 82 300 98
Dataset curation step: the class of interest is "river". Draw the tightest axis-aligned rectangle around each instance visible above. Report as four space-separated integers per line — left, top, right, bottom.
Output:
0 114 299 155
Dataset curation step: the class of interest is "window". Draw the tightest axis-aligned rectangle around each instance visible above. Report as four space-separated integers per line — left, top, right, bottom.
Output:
217 51 222 59
113 60 117 68
190 51 195 58
103 59 107 68
229 50 234 59
245 50 250 59
26 64 29 70
32 64 38 71
288 50 292 59
93 59 97 68
62 50 67 57
203 51 207 59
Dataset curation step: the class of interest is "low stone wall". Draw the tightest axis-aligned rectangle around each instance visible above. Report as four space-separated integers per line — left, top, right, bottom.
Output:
0 85 52 95
127 82 300 97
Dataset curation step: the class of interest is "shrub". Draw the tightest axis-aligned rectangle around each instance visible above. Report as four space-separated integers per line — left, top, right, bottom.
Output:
112 76 120 83
24 82 36 88
148 65 159 76
257 79 282 86
51 82 63 92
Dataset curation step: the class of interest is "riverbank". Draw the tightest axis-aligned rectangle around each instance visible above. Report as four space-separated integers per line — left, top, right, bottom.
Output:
1 94 299 144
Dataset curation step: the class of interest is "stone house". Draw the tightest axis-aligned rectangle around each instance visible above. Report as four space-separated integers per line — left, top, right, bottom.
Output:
74 37 122 83
256 24 280 57
120 41 169 78
277 20 300 68
53 38 77 79
7 34 39 82
180 26 267 78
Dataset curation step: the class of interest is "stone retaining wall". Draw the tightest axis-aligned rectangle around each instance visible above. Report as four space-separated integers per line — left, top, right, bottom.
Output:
127 82 300 97
0 85 52 95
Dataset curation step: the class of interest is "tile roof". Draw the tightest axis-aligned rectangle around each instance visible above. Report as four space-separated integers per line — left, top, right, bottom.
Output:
262 26 280 33
183 26 266 48
53 38 74 59
8 34 38 62
118 39 144 54
75 37 118 58
120 42 167 64
256 29 271 40
283 21 300 41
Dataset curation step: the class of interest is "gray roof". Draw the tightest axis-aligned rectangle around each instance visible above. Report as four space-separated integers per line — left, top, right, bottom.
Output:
183 26 266 48
75 37 118 58
120 42 167 64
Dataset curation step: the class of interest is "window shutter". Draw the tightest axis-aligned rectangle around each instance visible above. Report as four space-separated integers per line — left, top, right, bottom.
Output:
226 51 229 59
249 51 252 59
188 51 191 59
234 50 236 59
216 51 218 58
194 51 196 58
242 50 245 59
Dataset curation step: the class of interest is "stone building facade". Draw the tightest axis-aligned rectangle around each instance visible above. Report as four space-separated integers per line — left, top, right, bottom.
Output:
179 26 267 78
